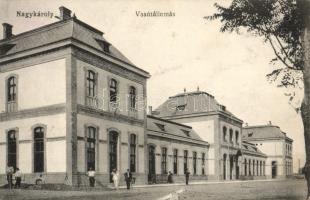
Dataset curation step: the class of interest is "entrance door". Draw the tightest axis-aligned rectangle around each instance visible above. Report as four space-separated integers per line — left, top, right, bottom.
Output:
148 145 156 183
272 161 277 179
109 131 118 183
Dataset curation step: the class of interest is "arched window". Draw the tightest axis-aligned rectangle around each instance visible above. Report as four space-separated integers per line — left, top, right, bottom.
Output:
86 70 96 97
7 130 17 169
173 149 178 174
7 77 16 102
86 126 96 170
34 127 44 172
109 79 117 102
193 151 197 175
129 86 136 109
129 134 136 172
161 147 167 174
223 126 227 142
7 76 17 112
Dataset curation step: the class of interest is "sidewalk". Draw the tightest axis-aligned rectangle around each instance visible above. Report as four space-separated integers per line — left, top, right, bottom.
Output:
116 178 285 189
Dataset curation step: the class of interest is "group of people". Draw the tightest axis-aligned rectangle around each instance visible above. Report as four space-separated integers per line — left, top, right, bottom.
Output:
87 168 133 190
87 168 191 188
167 168 191 185
6 166 22 189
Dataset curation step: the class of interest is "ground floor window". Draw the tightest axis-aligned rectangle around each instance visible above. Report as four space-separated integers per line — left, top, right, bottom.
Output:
193 152 197 175
7 130 17 170
161 147 167 174
34 127 44 173
173 149 178 174
184 150 188 174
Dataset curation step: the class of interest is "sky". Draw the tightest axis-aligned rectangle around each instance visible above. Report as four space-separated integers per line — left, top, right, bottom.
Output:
0 0 305 172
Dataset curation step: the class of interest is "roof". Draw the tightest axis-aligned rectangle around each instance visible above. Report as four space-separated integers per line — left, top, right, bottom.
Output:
0 17 150 77
241 141 267 157
147 115 209 146
152 90 242 122
243 125 293 142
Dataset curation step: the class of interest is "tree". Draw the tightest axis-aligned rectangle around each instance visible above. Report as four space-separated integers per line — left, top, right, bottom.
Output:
206 0 310 199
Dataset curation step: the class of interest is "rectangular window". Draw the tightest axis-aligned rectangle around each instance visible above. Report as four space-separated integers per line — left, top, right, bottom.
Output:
173 149 178 174
161 147 167 174
229 129 233 143
184 150 188 174
34 127 44 173
130 134 136 172
235 131 239 144
7 130 17 169
193 152 197 175
86 127 96 170
201 153 205 175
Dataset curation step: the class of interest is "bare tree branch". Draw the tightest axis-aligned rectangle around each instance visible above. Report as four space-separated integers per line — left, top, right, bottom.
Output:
268 37 299 71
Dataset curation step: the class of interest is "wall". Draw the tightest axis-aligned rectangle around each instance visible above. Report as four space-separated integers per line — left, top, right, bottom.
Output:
76 114 145 185
147 136 208 183
75 59 145 120
0 114 67 174
0 59 66 112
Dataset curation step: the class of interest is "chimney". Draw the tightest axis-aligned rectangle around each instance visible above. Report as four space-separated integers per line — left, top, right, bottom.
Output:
184 88 186 93
268 121 272 125
148 106 153 115
59 6 72 20
2 23 13 39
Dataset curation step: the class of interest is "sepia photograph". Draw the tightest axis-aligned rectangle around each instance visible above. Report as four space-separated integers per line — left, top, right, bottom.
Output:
0 0 309 199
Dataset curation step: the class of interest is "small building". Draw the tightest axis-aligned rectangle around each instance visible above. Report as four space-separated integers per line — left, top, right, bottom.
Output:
147 115 209 183
242 125 293 179
152 89 267 181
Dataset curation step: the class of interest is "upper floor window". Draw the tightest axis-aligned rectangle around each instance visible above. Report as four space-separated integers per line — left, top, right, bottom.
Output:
7 76 17 112
34 127 44 173
109 79 118 103
7 77 17 102
229 129 233 143
86 70 96 97
235 131 239 144
129 134 136 172
161 147 167 174
129 86 136 109
223 126 227 142
86 126 96 170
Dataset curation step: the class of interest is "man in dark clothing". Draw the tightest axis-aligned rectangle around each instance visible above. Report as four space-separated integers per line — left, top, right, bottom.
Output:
185 168 190 185
124 169 132 190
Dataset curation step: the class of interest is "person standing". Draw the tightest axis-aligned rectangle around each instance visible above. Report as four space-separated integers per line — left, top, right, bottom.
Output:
124 169 132 190
87 167 96 187
167 171 173 183
14 168 22 188
111 169 119 190
185 168 190 185
6 166 13 189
